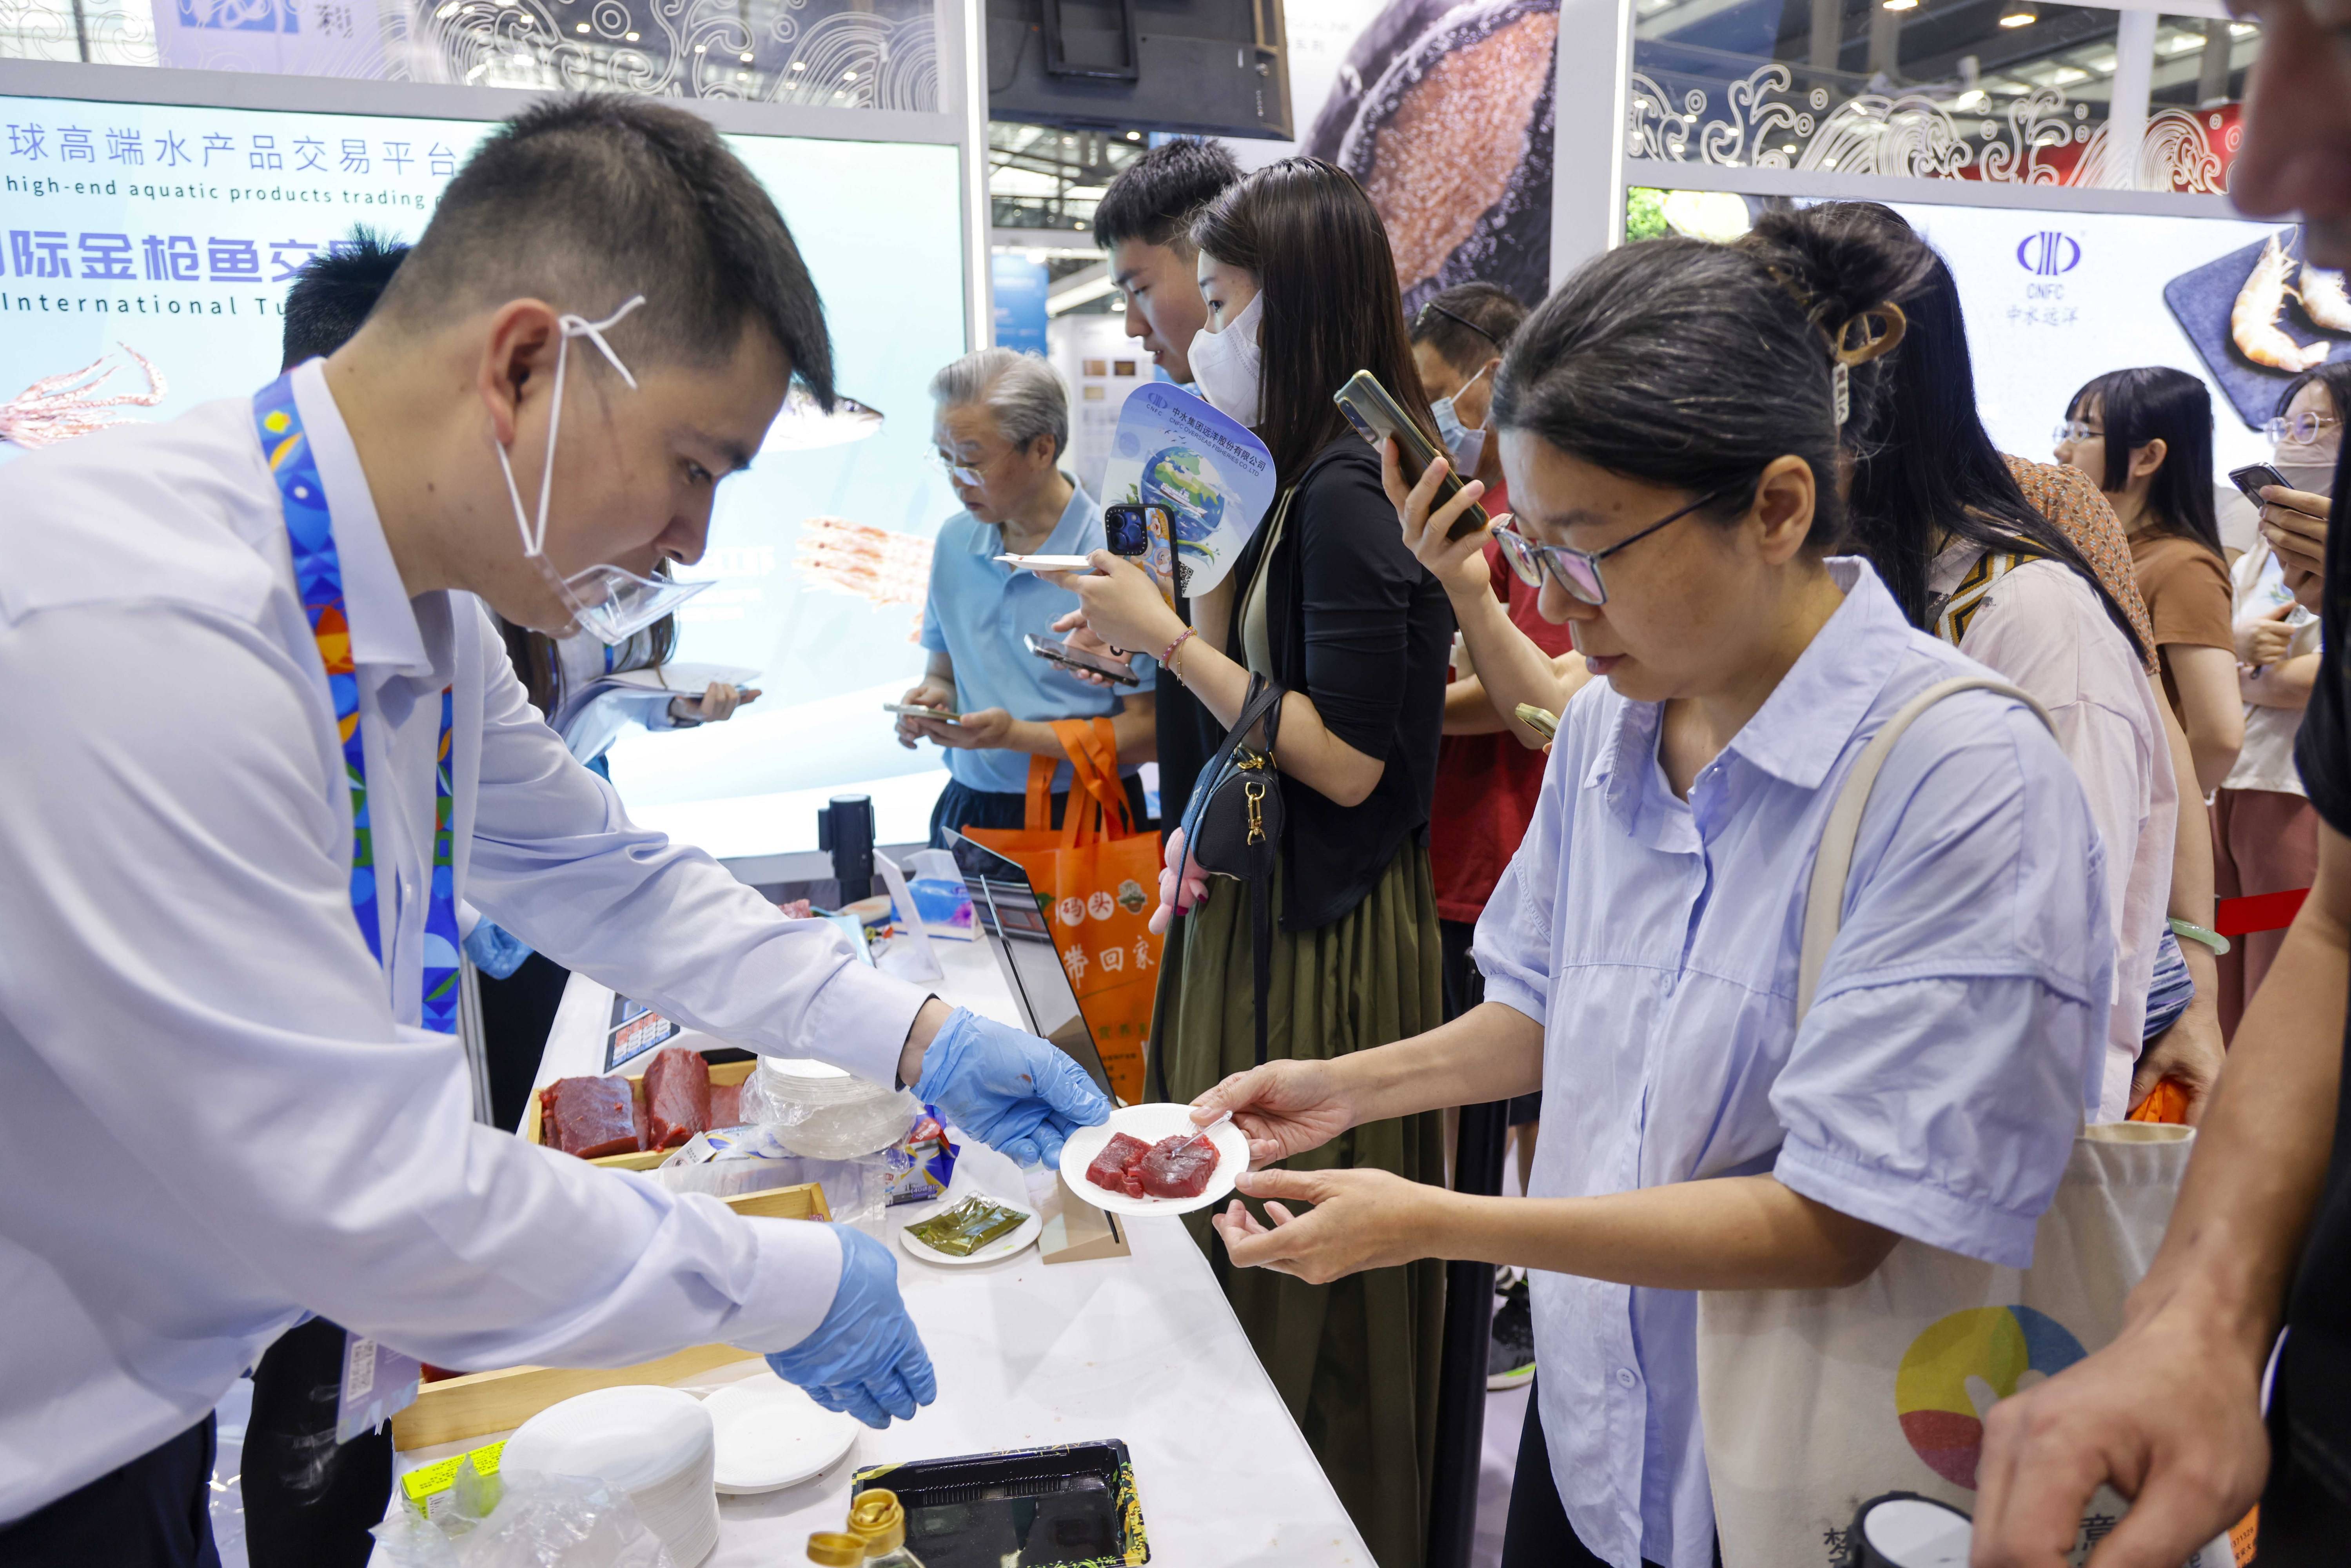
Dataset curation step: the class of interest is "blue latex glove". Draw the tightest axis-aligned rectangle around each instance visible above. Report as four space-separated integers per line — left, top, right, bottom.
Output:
764 1223 937 1429
912 1006 1111 1168
461 920 533 980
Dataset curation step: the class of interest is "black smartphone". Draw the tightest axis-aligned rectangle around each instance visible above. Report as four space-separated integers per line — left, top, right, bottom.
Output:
2230 463 2289 505
1333 369 1491 542
1103 503 1166 557
1024 631 1142 686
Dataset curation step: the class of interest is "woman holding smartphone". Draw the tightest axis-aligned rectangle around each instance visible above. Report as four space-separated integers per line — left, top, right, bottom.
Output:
1049 157 1453 1568
1176 221 2110 1568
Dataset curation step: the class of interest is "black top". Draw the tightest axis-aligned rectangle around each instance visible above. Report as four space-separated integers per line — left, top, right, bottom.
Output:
1223 435 1453 931
1153 591 1218 833
2282 437 2351 1510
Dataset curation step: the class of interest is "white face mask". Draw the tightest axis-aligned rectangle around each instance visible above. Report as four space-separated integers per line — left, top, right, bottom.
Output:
1188 289 1264 426
496 295 710 646
1431 361 1493 475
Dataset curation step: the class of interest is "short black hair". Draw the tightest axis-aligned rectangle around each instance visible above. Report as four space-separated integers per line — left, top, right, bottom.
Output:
1093 137 1242 256
2067 367 2222 561
376 95 833 406
1409 282 1527 376
281 227 409 370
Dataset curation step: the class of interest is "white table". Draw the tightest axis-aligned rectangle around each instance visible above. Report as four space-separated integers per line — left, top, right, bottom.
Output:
442 935 1375 1565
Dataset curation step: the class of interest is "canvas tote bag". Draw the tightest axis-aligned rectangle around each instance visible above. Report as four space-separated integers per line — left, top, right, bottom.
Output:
1694 677 2226 1567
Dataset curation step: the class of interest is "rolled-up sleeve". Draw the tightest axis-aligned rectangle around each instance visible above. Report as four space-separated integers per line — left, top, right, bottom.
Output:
1473 739 1574 1029
1770 695 2111 1267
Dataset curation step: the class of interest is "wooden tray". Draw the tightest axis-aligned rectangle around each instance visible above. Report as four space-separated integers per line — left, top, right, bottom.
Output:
389 1181 830 1450
521 1051 757 1172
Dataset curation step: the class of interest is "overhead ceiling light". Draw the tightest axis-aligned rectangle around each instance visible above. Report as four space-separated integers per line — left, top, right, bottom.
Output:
1881 0 1916 11
1998 8 2037 25
1125 130 1140 140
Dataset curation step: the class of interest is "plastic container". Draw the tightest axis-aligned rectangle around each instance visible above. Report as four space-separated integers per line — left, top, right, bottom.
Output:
499 1386 719 1568
742 1057 918 1160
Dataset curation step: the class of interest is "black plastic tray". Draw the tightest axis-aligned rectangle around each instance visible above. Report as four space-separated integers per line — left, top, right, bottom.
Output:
851 1440 1148 1568
2163 227 2351 431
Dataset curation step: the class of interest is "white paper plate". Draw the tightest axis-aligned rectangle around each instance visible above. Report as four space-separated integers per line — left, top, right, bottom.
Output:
896 1198 1043 1267
1057 1103 1249 1217
703 1378 860 1495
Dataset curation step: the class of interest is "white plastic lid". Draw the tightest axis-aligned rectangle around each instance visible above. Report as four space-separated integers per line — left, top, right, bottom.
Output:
502 1385 713 1495
758 1056 852 1081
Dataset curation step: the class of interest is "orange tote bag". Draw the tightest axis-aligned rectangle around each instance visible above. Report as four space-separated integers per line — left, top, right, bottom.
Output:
962 717 1162 1103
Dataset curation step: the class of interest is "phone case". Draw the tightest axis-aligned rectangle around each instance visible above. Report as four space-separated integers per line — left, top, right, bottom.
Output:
1333 371 1490 541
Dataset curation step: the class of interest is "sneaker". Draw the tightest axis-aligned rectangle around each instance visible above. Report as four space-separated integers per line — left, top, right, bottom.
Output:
1487 1276 1537 1390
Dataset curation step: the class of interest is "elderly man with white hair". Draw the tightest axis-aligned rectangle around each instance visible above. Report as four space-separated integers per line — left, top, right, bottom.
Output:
896 347 1158 842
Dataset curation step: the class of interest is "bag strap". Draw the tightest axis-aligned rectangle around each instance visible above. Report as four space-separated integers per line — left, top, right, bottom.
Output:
1023 754 1057 835
1797 676 2055 1020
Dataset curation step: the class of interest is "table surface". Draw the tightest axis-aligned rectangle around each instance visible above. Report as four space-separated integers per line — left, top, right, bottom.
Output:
450 930 1374 1566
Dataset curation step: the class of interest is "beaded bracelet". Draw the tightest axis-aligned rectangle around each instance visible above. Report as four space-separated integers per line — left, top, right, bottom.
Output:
1160 626 1198 682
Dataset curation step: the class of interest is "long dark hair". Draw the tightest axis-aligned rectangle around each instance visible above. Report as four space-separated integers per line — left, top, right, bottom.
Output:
2280 362 2351 426
1783 205 2146 662
499 614 677 718
2068 366 2223 560
1190 157 1436 485
1492 218 1930 546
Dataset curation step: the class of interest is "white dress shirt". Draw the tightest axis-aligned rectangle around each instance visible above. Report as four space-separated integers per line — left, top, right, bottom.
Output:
1930 547 2175 1120
0 361 927 1521
1474 559 2108 1568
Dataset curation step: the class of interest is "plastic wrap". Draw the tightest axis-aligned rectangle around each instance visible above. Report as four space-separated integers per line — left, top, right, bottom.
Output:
654 1128 895 1234
369 1469 677 1568
737 1056 917 1159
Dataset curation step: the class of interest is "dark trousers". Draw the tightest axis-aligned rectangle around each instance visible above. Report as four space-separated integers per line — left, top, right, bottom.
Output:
1441 917 1541 1126
0 1415 221 1568
475 949 572 1132
1502 1392 1719 1568
243 1317 393 1568
929 772 1154 845
2256 1335 2351 1564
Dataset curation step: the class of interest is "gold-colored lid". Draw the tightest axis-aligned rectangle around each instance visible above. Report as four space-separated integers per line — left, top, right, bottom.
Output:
806 1532 866 1567
847 1488 907 1555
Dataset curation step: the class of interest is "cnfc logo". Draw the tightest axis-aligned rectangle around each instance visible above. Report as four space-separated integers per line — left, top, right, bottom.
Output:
2017 231 2082 277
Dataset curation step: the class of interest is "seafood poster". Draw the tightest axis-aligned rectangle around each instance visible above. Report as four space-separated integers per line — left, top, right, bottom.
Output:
1096 383 1278 597
1890 201 2300 475
4 92 975 859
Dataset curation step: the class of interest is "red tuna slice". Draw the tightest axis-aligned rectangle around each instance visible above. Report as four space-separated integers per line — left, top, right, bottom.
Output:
710 1080 743 1128
541 1076 639 1159
643 1046 713 1150
1085 1131 1154 1194
1136 1133 1220 1199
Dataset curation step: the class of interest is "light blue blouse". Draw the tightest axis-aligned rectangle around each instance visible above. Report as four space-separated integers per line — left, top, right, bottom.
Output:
1472 557 2111 1568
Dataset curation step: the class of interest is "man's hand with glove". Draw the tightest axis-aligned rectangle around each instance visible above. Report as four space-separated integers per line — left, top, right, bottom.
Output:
899 1003 1111 1168
764 1224 937 1428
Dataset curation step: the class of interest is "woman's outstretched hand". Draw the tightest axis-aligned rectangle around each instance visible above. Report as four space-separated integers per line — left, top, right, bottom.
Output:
1189 1057 1356 1168
1210 1166 1442 1285
1150 825 1209 936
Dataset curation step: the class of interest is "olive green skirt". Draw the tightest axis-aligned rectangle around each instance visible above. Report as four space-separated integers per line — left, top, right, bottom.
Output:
1146 844 1447 1568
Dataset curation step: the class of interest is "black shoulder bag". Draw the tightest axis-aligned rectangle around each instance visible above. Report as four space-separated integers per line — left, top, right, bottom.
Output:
1173 672 1286 1065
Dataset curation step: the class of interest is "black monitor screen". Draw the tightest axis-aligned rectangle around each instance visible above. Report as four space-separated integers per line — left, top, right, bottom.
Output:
940 829 1116 1101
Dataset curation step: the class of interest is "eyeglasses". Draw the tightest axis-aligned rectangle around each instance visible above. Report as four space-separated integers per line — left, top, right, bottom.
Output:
924 446 998 487
1493 485 1741 606
2053 419 2100 446
2266 411 2343 448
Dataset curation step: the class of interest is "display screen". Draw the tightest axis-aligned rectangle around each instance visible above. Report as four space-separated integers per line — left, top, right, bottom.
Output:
0 91 970 859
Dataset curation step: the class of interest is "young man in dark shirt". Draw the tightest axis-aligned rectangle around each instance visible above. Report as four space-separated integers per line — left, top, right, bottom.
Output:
1970 5 2351 1559
1085 138 1240 829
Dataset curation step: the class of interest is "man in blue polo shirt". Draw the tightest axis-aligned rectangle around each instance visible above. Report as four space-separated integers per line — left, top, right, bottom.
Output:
897 347 1157 842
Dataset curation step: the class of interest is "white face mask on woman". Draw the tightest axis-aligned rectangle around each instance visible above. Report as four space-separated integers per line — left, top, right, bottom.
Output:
1188 290 1264 427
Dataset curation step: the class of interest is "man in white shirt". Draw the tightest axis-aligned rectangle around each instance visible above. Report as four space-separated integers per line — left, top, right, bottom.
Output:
0 94 1107 1565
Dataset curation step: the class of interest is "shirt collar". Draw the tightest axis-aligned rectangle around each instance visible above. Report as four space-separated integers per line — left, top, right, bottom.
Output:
287 358 435 679
1720 555 1908 790
1586 555 1910 815
964 477 1095 557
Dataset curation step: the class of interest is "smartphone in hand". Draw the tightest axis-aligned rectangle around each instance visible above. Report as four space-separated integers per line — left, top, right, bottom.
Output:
1514 703 1560 740
1334 370 1491 542
883 701 962 724
2229 463 2288 506
1025 632 1142 686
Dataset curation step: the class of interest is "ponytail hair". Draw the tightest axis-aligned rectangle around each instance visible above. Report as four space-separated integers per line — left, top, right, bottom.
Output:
1492 210 1932 545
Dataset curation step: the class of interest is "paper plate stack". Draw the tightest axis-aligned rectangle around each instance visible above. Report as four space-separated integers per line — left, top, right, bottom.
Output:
502 1386 720 1567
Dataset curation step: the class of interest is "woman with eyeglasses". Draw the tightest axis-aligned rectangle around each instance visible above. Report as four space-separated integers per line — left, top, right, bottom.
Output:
1177 218 2111 1568
2057 368 2245 796
2213 365 2348 1034
1043 158 1455 1568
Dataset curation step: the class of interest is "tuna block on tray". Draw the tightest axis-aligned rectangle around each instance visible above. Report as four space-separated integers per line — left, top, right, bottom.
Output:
1084 1132 1153 1196
540 1076 639 1159
1136 1133 1219 1199
642 1046 713 1150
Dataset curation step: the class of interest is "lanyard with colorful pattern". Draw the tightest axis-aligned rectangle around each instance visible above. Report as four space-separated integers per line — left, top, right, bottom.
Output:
254 375 463 1034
